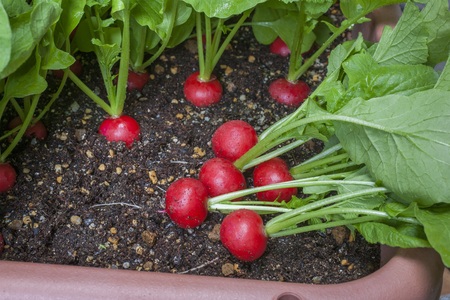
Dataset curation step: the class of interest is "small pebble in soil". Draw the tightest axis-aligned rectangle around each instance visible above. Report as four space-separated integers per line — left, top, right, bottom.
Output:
222 263 234 276
141 230 157 247
70 215 82 225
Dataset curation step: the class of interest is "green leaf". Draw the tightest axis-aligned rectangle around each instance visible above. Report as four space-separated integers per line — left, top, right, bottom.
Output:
421 0 450 66
340 0 404 20
343 52 439 99
334 90 450 207
55 0 86 44
0 1 12 74
132 0 164 30
435 55 450 91
3 53 47 100
1 0 31 17
181 0 267 18
414 204 450 267
30 1 62 42
356 221 430 248
372 3 428 65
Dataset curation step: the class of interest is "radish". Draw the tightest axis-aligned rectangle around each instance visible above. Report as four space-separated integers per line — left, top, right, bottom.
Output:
53 59 83 79
8 117 48 140
127 70 149 92
199 158 246 197
253 157 297 202
183 71 222 107
220 209 267 262
0 162 16 193
98 115 140 148
165 178 209 229
268 78 310 107
211 120 258 162
270 37 290 57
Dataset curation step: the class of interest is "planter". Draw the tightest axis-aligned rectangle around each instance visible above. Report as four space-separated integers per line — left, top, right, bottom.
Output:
0 246 444 299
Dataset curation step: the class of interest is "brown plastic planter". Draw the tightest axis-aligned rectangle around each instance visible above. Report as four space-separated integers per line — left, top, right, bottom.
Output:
0 246 445 299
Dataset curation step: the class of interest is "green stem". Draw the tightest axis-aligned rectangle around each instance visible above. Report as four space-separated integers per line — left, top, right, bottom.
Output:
290 11 370 81
0 94 40 162
210 203 291 214
292 161 359 179
241 139 309 171
208 179 379 206
68 70 113 115
211 9 252 70
266 207 421 236
196 12 205 78
268 215 382 238
290 152 349 174
287 2 306 82
140 1 179 71
113 8 131 117
265 187 387 229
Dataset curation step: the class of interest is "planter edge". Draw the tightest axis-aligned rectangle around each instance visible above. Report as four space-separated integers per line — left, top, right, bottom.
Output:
0 246 444 300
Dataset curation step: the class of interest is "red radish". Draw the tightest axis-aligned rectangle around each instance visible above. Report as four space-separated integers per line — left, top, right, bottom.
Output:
270 37 290 57
98 115 140 148
127 70 149 92
268 78 310 107
253 157 297 202
165 178 209 229
183 71 223 107
0 162 16 193
199 158 246 197
220 209 267 262
8 117 48 140
211 120 258 162
53 59 83 79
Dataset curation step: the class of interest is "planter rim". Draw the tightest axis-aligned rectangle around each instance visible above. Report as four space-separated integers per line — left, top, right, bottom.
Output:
0 246 444 300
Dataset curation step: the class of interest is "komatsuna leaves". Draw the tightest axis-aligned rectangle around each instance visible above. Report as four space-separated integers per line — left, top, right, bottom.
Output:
372 3 428 66
181 0 267 18
414 203 450 267
333 90 450 207
0 1 12 74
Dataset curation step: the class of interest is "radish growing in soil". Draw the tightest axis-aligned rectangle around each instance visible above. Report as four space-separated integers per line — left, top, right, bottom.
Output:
220 209 267 262
199 158 246 197
270 37 290 57
183 72 222 107
253 157 297 202
183 9 252 106
268 78 310 107
126 71 149 92
53 59 83 79
0 162 16 193
98 115 140 148
211 120 258 162
165 178 209 229
8 117 48 140
67 3 141 147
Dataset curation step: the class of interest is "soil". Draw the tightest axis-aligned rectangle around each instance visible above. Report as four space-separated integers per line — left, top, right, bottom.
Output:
0 9 380 284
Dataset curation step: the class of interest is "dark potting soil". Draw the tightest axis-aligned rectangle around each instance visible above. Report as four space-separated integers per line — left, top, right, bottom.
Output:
0 13 380 284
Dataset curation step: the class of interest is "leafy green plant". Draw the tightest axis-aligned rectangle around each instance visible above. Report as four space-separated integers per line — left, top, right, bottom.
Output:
181 0 267 106
0 0 78 186
206 0 450 267
251 0 411 106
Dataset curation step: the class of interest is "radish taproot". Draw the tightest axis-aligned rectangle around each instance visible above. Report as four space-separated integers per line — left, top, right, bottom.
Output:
211 120 258 162
127 70 149 92
183 71 222 107
199 158 246 197
270 37 290 57
98 115 140 148
0 162 16 193
165 178 209 229
253 157 297 202
8 117 48 140
268 78 310 107
220 209 267 262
